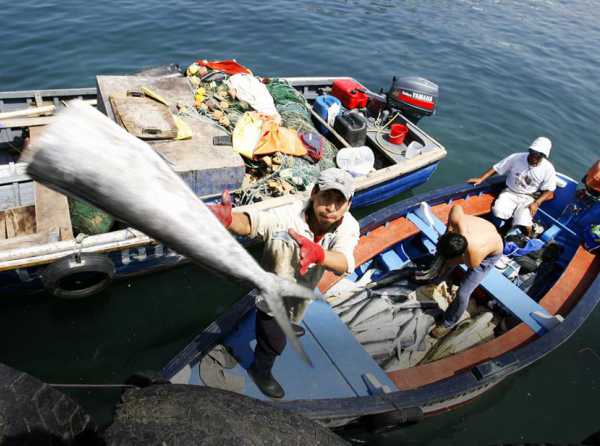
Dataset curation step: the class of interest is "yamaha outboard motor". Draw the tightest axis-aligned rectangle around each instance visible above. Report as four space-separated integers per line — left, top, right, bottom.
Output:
386 76 439 124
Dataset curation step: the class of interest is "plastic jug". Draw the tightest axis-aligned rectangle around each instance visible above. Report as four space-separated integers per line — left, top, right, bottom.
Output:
313 95 341 135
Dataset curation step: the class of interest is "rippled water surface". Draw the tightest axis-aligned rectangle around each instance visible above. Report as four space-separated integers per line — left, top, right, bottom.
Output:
1 1 599 444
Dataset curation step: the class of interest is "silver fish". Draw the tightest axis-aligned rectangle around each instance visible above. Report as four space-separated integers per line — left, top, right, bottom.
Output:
393 300 439 311
25 101 318 365
366 268 415 289
350 308 394 329
403 309 435 352
332 289 370 310
371 284 414 302
420 312 495 364
396 316 418 350
354 324 398 344
348 297 392 327
339 298 371 325
363 339 396 360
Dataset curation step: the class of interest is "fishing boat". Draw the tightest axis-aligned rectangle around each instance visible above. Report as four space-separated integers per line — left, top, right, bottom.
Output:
0 68 446 298
162 174 600 431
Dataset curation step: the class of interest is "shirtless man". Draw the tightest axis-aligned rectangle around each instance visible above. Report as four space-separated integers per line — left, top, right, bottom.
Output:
430 204 504 338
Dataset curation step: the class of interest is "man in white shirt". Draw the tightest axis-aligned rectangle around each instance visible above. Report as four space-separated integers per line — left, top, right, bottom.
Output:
209 168 359 399
467 137 556 236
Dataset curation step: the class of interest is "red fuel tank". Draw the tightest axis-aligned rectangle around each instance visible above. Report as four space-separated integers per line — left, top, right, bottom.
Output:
331 79 369 109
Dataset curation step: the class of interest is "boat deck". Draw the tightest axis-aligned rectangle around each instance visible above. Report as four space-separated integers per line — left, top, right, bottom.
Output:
172 300 396 401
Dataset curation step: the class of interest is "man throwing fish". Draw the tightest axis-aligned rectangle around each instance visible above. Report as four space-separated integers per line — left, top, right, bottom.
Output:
467 137 556 236
209 168 359 398
428 204 504 338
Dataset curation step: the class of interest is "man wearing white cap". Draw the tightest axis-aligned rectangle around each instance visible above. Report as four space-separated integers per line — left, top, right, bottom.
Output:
467 137 557 236
209 168 359 398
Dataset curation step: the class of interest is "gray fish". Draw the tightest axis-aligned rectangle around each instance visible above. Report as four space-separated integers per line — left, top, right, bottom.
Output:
371 284 414 300
354 324 398 344
350 308 394 330
349 297 392 327
396 316 418 350
332 289 370 311
366 268 415 289
393 300 439 311
352 321 405 335
420 312 495 364
390 309 415 328
339 297 371 325
403 310 435 352
363 339 396 359
25 101 318 365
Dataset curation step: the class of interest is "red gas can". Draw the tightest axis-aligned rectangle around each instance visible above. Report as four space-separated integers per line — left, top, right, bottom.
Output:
331 79 369 109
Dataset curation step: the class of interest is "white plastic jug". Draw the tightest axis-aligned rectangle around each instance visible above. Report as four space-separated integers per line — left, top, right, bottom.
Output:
336 146 375 177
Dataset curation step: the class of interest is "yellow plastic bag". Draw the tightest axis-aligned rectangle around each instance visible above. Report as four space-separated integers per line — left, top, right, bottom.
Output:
232 111 306 159
232 112 264 159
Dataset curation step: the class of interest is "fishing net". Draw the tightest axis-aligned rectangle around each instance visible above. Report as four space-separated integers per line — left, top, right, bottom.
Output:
187 71 338 206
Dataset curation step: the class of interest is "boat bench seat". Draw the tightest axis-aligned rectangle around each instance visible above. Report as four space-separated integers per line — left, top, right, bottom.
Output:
407 203 563 335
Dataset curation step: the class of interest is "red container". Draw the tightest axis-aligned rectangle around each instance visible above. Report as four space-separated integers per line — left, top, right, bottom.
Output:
331 79 369 109
388 123 408 145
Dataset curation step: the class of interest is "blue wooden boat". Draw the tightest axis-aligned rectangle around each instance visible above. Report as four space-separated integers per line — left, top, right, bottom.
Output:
0 73 445 298
162 174 600 431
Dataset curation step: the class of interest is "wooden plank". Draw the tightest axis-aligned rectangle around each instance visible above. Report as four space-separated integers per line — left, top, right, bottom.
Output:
0 105 55 120
34 92 43 108
3 206 36 238
0 230 52 250
0 212 5 239
34 183 74 241
29 127 74 241
0 116 55 128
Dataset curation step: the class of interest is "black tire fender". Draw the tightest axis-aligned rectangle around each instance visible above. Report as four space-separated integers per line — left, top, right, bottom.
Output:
0 362 97 443
42 253 115 299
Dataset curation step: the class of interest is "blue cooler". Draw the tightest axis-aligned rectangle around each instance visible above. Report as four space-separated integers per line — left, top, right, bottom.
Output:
314 95 341 135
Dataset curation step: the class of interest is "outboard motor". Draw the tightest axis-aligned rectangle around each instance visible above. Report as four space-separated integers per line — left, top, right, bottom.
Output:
386 76 439 124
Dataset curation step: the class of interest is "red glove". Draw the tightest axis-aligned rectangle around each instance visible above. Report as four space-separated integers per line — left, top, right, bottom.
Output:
288 228 325 275
208 190 233 228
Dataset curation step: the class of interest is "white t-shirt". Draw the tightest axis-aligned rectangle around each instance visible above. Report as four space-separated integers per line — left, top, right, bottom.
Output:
245 199 359 290
493 152 556 195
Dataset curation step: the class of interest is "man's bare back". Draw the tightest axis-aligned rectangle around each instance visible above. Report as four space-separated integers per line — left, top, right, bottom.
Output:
447 205 503 268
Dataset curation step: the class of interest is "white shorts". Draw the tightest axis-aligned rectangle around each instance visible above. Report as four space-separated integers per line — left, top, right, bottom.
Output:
492 189 535 227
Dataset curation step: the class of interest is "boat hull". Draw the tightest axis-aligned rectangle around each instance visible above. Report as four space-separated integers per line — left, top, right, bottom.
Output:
160 177 600 431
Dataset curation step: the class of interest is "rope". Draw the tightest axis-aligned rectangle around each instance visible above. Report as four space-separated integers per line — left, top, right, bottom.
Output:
49 383 135 389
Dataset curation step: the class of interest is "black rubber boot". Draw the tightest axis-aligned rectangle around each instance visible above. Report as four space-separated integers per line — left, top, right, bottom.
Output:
248 362 284 399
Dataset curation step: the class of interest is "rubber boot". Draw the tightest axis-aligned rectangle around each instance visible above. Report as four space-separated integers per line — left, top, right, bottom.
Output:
248 354 284 399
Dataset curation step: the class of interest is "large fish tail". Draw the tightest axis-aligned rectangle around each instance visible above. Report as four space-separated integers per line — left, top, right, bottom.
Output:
259 274 322 367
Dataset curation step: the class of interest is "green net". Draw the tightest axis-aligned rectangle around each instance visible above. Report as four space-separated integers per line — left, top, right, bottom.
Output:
69 198 114 235
188 74 338 205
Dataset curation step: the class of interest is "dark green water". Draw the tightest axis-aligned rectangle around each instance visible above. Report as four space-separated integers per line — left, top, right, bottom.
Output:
1 0 600 443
